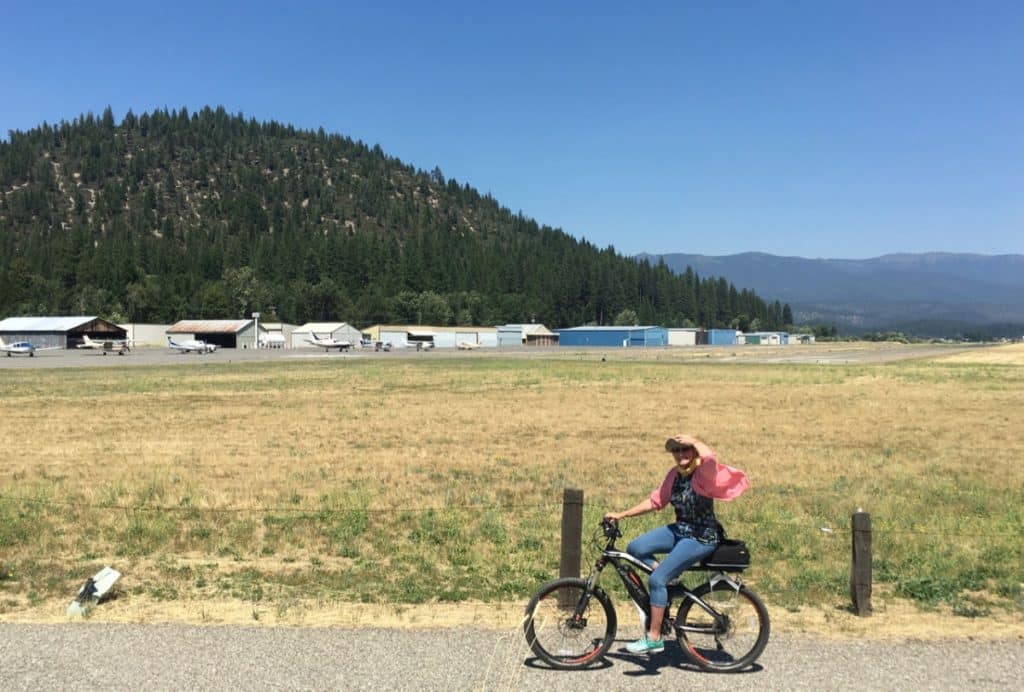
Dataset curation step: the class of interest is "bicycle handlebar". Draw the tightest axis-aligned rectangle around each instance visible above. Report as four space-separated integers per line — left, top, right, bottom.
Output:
600 517 622 539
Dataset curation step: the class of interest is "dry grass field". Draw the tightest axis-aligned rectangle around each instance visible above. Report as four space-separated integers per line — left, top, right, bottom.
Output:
1 342 1022 636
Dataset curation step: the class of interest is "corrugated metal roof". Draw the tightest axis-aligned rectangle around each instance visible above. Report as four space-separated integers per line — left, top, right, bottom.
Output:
363 324 498 334
501 323 555 336
292 322 352 333
167 320 252 334
522 324 555 336
0 316 96 332
558 325 659 332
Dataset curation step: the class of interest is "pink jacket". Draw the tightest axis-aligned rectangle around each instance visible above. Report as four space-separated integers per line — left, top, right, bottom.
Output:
649 455 750 508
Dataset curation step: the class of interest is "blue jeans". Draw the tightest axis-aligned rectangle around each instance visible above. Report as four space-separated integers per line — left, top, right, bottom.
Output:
627 525 717 608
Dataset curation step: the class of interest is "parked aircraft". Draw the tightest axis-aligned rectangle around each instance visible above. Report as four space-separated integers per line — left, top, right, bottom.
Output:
77 335 130 355
0 336 59 357
167 336 217 354
394 340 434 351
305 333 352 352
457 340 482 350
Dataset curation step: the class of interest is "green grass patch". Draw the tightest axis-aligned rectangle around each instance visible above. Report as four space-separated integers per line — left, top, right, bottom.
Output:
0 349 1022 618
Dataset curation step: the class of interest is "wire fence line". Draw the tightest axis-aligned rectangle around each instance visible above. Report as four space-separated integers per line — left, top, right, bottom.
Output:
0 493 557 515
1 492 1020 538
27 442 1016 476
874 527 1023 537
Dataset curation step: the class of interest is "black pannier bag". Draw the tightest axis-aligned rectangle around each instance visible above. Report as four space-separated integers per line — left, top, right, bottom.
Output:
700 539 751 571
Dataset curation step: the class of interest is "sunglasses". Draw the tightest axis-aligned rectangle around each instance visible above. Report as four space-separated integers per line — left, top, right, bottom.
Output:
672 446 694 454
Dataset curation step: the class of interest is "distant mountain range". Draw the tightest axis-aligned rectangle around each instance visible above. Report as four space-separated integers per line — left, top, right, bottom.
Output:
638 252 1024 336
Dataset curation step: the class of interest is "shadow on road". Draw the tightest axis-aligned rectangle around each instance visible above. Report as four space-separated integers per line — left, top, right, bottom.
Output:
522 638 765 679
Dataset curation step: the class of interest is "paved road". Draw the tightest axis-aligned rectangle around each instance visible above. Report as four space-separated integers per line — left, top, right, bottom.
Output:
0 344 447 370
0 342 989 371
1 623 1020 691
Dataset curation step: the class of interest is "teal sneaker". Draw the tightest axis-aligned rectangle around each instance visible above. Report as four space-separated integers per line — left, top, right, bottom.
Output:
626 636 665 654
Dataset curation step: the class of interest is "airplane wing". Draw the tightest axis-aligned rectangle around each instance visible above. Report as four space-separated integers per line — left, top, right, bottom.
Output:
167 337 191 352
2 342 60 356
78 336 129 353
307 335 350 351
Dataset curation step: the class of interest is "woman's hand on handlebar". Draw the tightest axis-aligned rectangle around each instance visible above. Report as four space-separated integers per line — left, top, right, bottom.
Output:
600 515 623 538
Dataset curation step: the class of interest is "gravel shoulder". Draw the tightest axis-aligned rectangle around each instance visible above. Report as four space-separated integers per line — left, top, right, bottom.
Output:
5 594 1024 641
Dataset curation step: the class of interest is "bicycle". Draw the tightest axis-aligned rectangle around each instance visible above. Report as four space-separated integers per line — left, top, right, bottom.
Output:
523 518 770 672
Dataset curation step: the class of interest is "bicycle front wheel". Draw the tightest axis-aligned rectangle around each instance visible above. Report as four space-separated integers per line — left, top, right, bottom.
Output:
673 581 770 672
523 577 617 669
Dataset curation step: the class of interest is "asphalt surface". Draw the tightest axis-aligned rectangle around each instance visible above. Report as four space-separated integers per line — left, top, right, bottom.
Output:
1 623 1021 691
0 344 463 369
0 341 989 370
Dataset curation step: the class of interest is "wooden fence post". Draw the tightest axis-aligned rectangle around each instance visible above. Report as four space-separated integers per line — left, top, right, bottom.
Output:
850 509 872 616
559 488 584 607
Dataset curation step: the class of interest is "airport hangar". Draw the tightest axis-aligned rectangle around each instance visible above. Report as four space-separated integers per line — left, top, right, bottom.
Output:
556 325 669 347
0 316 127 349
359 324 558 348
290 322 363 349
166 319 264 350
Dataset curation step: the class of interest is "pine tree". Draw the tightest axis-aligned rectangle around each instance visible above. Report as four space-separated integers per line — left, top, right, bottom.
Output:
0 107 787 327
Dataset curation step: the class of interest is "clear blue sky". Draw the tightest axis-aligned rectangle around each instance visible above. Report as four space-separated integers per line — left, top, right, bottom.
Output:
3 1 1021 259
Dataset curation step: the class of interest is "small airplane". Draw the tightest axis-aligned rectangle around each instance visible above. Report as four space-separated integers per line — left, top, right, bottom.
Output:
167 336 217 354
394 340 434 351
457 340 482 350
305 333 353 352
1 337 39 357
77 335 130 355
0 336 60 357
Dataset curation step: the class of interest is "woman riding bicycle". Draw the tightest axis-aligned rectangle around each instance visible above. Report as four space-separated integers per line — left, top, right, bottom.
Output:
604 433 749 654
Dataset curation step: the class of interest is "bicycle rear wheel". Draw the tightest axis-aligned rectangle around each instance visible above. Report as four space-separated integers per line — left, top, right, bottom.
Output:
673 581 770 672
523 577 617 669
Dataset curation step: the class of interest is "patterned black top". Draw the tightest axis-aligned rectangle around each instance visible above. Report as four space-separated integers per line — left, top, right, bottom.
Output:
670 471 720 545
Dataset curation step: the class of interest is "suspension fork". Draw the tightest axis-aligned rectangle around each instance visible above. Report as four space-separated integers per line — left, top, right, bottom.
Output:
570 557 609 621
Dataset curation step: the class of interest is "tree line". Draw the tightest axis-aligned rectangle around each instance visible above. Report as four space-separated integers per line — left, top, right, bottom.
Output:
0 106 792 330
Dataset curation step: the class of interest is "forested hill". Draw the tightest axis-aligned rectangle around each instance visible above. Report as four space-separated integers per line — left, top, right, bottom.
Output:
0 106 788 330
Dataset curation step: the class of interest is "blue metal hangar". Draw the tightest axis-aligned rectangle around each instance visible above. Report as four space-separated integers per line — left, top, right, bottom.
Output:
556 326 668 347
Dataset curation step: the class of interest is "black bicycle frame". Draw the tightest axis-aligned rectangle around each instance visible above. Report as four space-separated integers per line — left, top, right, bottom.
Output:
575 542 737 636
